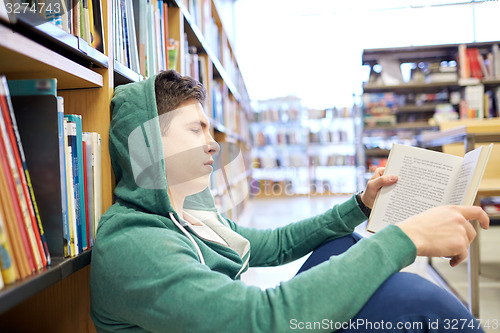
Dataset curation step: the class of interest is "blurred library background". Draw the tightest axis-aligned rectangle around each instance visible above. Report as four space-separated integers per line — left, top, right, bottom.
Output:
232 1 500 331
1 0 500 331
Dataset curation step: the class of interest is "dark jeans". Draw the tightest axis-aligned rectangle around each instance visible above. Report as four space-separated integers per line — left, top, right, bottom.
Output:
296 233 485 332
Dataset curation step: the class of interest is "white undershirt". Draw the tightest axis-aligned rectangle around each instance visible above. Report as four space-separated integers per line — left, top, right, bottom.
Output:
183 212 228 246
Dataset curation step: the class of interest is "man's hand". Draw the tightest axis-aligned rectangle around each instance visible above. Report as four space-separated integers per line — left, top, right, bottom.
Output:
398 205 490 267
361 167 398 209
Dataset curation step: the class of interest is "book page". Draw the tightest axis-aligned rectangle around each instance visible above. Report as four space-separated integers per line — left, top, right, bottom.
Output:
367 144 463 233
447 146 482 206
453 144 492 206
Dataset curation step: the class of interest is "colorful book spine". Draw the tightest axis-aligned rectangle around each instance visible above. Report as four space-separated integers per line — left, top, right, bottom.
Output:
57 97 70 258
7 78 65 263
0 144 30 280
0 116 35 273
64 119 77 256
91 132 102 239
0 205 16 285
64 114 87 251
83 133 95 247
0 86 42 272
65 118 83 253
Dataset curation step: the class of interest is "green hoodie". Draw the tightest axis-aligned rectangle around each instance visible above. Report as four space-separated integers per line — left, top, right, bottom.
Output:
90 76 417 332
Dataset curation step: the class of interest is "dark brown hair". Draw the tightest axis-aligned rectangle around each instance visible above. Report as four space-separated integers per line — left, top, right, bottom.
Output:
155 70 207 134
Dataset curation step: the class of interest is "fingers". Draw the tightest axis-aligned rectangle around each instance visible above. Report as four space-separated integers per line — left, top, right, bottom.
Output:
448 206 484 267
368 167 386 182
369 174 398 191
454 205 490 230
450 251 467 267
371 167 385 179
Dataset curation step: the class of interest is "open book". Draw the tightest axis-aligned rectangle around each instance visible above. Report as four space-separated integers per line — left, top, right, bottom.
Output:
367 143 493 233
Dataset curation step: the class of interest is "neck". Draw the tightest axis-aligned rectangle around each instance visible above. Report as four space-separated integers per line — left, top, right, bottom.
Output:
168 186 202 225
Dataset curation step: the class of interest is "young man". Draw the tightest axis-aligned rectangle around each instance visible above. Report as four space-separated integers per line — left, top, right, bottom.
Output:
90 70 489 332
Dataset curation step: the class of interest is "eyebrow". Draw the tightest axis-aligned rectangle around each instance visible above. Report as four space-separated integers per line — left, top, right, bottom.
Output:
187 120 209 130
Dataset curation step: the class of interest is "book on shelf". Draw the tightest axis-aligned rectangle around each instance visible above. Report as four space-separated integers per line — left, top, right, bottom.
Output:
367 143 493 233
0 204 16 286
82 132 99 248
458 44 500 81
0 111 36 278
0 141 31 281
481 196 500 217
64 114 87 252
91 132 102 243
7 78 65 263
167 38 179 71
2 77 52 272
64 119 78 256
114 0 167 74
57 97 70 257
3 0 105 53
5 78 101 261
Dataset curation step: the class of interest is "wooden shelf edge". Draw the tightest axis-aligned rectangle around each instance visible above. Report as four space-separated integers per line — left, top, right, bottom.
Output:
0 24 103 89
113 60 143 86
0 250 92 315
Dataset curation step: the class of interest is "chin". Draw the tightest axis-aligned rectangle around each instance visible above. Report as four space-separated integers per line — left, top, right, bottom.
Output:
185 175 211 194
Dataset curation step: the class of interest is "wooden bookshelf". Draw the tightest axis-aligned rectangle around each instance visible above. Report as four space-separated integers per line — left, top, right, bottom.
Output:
0 0 114 330
0 1 252 329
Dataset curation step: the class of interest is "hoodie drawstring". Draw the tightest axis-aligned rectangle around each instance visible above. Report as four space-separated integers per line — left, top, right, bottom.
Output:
169 212 206 265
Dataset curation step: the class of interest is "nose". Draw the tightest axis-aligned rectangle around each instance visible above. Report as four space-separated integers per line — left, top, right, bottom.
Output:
205 133 220 155
208 141 220 155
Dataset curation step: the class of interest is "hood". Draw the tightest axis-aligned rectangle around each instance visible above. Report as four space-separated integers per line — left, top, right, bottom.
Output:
110 75 218 220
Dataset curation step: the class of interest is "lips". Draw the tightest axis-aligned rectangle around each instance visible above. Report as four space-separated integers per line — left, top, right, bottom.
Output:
204 160 214 166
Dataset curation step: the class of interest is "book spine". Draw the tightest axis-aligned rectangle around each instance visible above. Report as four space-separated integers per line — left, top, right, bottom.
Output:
0 205 17 285
0 118 35 273
66 120 82 253
0 150 29 280
64 120 77 256
65 115 87 251
0 79 47 268
0 104 42 272
92 132 102 236
57 98 70 258
82 134 90 248
493 44 500 78
88 0 95 47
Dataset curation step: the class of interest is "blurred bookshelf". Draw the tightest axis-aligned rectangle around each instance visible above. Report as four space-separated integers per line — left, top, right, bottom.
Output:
250 97 363 198
361 42 500 182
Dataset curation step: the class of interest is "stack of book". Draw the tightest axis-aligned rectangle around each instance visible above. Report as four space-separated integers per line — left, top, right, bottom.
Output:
0 76 102 289
113 0 187 78
22 0 105 53
363 93 398 127
458 44 500 81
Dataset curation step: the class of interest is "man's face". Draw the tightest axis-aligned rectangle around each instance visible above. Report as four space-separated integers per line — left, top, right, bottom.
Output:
161 101 219 194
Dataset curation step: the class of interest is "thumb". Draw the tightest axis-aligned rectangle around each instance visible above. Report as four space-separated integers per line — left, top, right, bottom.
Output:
369 175 398 191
